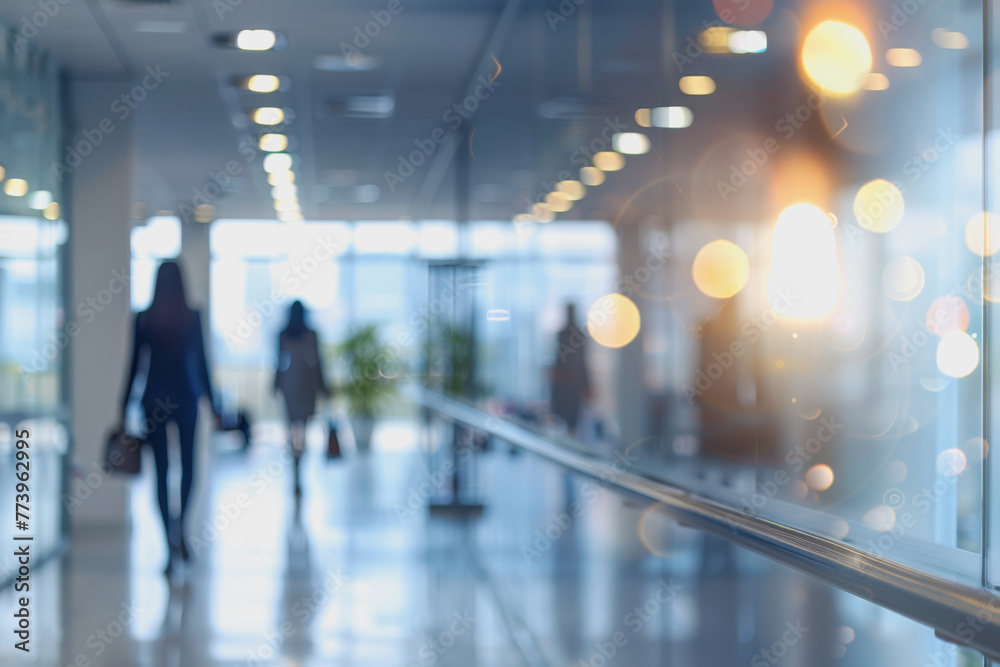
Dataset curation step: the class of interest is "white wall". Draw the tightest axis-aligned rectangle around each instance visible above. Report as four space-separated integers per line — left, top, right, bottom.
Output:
68 80 136 529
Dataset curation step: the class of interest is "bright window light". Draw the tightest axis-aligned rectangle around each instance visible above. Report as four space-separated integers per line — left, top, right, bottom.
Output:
236 30 276 51
419 220 459 258
612 132 650 155
353 222 417 254
131 216 181 259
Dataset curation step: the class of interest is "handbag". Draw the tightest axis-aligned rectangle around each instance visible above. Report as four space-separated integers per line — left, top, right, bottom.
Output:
327 419 342 460
104 429 143 475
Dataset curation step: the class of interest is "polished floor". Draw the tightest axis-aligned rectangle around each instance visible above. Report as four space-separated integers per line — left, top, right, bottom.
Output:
0 420 986 666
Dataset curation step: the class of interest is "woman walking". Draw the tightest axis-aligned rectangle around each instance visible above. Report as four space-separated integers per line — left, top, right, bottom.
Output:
121 261 219 573
274 301 329 497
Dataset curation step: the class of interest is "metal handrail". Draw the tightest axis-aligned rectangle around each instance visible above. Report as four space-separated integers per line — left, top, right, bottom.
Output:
412 387 1000 660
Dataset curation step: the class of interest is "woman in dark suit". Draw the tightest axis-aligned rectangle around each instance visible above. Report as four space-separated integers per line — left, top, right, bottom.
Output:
274 301 328 497
121 260 219 573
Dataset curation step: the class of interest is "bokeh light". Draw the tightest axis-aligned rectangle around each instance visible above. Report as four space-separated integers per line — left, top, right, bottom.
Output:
932 28 969 50
886 48 922 67
853 179 904 233
587 293 641 348
936 330 979 378
962 437 988 461
768 203 840 319
864 72 890 90
801 21 872 96
555 180 586 200
925 296 969 335
713 0 773 26
936 448 967 476
964 212 1000 257
881 256 925 302
692 239 750 299
593 151 625 172
679 76 716 95
580 166 605 186
863 505 896 532
769 151 832 210
805 464 834 491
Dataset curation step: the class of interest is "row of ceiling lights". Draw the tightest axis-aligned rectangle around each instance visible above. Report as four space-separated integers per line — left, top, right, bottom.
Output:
0 167 60 220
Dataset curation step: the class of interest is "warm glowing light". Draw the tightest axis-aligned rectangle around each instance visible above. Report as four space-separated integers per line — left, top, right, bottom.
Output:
769 151 831 209
853 179 904 233
593 151 625 171
768 204 840 319
679 76 716 95
258 133 288 152
881 256 925 302
268 171 295 185
236 30 277 51
252 107 284 125
700 26 734 52
612 132 650 155
587 294 641 349
692 239 749 299
580 166 605 186
651 106 694 129
274 200 299 212
544 191 573 212
926 296 969 335
863 505 896 532
531 203 555 223
194 204 214 223
634 109 651 127
964 212 1000 256
4 179 27 196
936 330 979 378
801 21 872 95
247 74 280 92
864 72 890 90
728 30 767 54
805 464 834 491
556 180 586 200
886 48 922 67
43 202 60 220
931 28 969 50
936 448 967 476
263 153 293 173
277 210 302 222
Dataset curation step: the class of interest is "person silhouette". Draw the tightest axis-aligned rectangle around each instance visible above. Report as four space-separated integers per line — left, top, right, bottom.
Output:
550 302 591 436
121 260 220 573
274 301 329 497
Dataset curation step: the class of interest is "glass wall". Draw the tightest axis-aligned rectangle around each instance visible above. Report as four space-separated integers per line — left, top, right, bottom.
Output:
0 37 68 584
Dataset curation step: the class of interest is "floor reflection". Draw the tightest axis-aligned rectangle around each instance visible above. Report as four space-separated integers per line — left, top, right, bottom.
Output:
0 418 984 665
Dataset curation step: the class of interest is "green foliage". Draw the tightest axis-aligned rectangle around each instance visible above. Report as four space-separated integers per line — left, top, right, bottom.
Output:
334 323 402 417
425 323 487 399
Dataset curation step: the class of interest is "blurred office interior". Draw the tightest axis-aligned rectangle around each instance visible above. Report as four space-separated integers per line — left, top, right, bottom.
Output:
0 0 1000 664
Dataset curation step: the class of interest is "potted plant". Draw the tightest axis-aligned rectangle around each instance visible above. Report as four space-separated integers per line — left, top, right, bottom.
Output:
334 324 402 452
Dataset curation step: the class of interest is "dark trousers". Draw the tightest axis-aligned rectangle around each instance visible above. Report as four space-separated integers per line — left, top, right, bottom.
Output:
143 398 198 545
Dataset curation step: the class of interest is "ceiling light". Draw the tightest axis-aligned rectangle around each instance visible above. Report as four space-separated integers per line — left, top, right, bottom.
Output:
268 171 295 185
580 166 605 186
728 30 767 53
931 28 969 50
43 202 60 220
247 75 280 93
263 153 293 173
886 48 922 67
313 54 380 71
545 191 573 213
236 30 276 51
274 200 299 212
679 76 716 95
556 180 586 200
194 205 214 223
651 106 694 129
864 73 890 91
259 133 288 152
251 107 284 125
593 152 625 172
27 190 52 209
700 26 734 53
4 179 28 196
271 184 297 200
612 132 651 155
